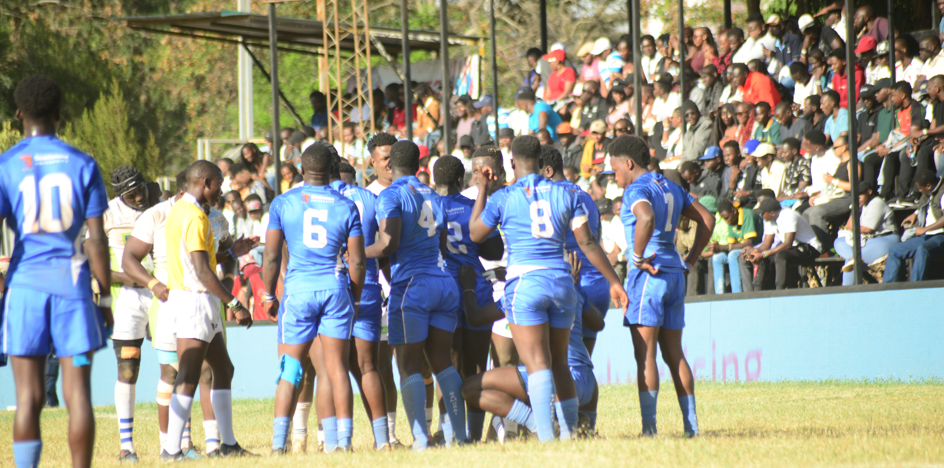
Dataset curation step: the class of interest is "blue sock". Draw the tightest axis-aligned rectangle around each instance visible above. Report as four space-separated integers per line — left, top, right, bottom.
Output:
337 418 353 448
527 370 556 443
506 399 537 431
435 367 467 442
639 391 658 435
467 410 486 442
371 417 389 448
440 414 454 445
400 373 429 450
322 417 338 452
579 410 597 430
678 395 699 435
555 398 579 440
13 440 42 468
272 417 290 450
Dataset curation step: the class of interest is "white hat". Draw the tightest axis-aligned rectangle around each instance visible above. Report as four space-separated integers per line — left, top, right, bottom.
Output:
591 37 613 56
751 142 778 157
550 42 567 52
797 14 815 32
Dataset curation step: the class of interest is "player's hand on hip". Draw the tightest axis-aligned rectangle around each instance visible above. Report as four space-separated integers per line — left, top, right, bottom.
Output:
637 254 660 276
264 300 279 323
235 308 253 329
610 282 629 315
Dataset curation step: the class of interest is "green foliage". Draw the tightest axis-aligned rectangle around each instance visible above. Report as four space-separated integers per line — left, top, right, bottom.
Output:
0 120 20 153
62 80 161 197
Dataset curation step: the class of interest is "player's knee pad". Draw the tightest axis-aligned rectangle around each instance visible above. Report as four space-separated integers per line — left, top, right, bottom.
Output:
276 354 304 388
156 379 174 407
113 339 143 384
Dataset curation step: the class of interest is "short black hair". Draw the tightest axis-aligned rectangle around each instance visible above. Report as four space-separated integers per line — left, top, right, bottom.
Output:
774 101 792 114
727 28 744 41
539 145 564 175
806 94 822 108
511 135 541 162
728 63 749 76
755 188 777 200
915 168 938 186
526 47 543 59
822 90 840 105
339 162 356 175
804 130 827 146
516 88 537 102
717 199 735 214
679 161 700 175
187 160 223 184
368 132 398 153
893 80 913 96
217 157 234 166
782 137 802 151
471 145 503 171
229 162 251 175
433 155 465 187
15 75 62 119
788 61 808 76
641 34 655 43
389 140 420 172
301 142 335 174
755 101 771 113
722 140 740 151
607 135 650 168
175 170 188 193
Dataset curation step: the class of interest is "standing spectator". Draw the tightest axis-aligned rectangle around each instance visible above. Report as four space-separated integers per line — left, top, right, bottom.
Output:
681 101 712 162
691 64 724 116
853 6 890 45
592 37 624 97
829 49 864 108
745 198 823 290
884 169 944 282
543 50 576 103
558 123 582 170
753 101 782 144
515 88 562 141
822 90 849 144
778 138 813 207
729 63 781 108
455 94 477 141
775 101 811 143
834 181 898 285
805 135 862 247
576 42 600 82
414 83 442 149
309 91 328 130
577 80 609 132
470 95 494 147
714 200 763 293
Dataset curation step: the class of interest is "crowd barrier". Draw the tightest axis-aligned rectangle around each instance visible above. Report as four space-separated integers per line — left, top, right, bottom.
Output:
1 280 942 408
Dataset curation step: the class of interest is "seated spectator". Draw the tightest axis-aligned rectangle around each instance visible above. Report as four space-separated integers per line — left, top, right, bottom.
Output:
884 170 944 282
778 138 812 209
652 75 681 122
721 141 744 200
224 191 252 240
822 90 849 144
887 81 928 206
804 130 841 201
697 196 729 291
230 162 268 204
858 80 896 186
576 41 600 82
279 163 302 194
543 49 576 103
803 94 828 135
804 135 862 247
744 197 823 290
244 194 268 265
753 101 782 144
577 80 610 132
714 199 763 293
680 147 723 199
753 143 786 198
691 64 724 115
580 120 610 179
681 101 713 162
734 101 756 147
716 103 739 146
894 37 924 87
558 123 583 169
834 181 899 285
775 101 811 143
516 87 563 141
606 85 632 126
728 62 781 108
661 108 684 165
828 49 864 109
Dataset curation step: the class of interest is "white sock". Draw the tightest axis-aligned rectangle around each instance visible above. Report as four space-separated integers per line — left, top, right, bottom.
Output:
159 432 167 451
115 381 136 452
210 389 237 446
204 420 220 452
293 402 311 437
387 411 398 442
182 419 192 452
425 407 433 430
317 428 325 445
166 393 194 455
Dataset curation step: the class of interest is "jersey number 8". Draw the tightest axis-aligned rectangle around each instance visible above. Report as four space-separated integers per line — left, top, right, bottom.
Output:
303 208 328 248
19 173 74 234
529 200 554 239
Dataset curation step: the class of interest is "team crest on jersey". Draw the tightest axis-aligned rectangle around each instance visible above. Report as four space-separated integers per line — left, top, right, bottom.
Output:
302 194 310 203
408 185 416 194
524 186 532 198
20 154 33 170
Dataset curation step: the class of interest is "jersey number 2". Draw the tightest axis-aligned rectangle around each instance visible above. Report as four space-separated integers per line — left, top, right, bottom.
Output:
446 221 468 254
303 209 328 248
19 173 74 234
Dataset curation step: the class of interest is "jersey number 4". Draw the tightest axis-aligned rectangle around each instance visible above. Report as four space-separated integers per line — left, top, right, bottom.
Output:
303 208 328 248
417 200 437 237
19 173 74 234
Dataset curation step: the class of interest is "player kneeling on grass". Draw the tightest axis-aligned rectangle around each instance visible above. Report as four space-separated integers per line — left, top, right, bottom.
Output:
262 143 366 454
161 160 255 461
610 135 714 437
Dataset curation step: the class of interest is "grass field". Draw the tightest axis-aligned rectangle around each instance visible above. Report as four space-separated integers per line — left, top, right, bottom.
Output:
2 380 943 467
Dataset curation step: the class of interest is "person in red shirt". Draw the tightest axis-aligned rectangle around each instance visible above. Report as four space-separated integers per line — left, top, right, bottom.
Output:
729 63 781 108
232 261 268 321
828 49 864 108
543 49 576 102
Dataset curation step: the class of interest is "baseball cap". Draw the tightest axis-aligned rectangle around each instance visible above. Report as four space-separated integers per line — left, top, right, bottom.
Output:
557 122 574 135
550 42 567 53
743 139 761 155
751 142 778 157
797 14 815 32
876 40 890 55
873 78 892 89
591 37 612 56
576 41 595 57
457 94 473 104
473 95 494 108
699 146 722 160
418 145 430 158
766 14 783 25
860 84 879 99
859 180 875 193
855 36 877 55
543 49 566 63
590 120 607 134
758 197 782 214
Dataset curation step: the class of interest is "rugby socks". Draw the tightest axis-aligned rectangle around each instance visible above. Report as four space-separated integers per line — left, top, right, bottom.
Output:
435 367 468 442
401 373 429 450
182 418 193 452
467 410 486 442
115 381 136 452
338 418 353 448
166 393 194 455
272 417 291 450
425 407 433 432
678 395 699 436
210 389 237 445
555 398 579 441
440 413 454 444
159 432 167 450
505 399 537 431
204 420 221 452
386 411 398 442
639 390 658 435
527 370 556 443
372 417 389 448
293 401 311 442
322 417 338 452
12 440 42 468
579 410 598 430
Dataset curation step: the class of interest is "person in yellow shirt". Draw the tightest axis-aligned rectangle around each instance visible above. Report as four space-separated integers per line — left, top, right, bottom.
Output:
159 160 255 462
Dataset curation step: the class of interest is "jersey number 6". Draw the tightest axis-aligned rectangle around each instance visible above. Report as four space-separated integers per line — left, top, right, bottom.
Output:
303 208 328 248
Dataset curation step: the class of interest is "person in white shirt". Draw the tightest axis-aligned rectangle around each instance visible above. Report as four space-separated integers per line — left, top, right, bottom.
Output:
803 131 841 199
732 15 767 64
744 198 823 290
753 143 787 197
893 38 924 88
652 78 681 122
639 35 664 82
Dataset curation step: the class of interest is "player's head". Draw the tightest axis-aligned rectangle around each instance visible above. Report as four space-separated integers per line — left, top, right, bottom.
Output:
301 142 336 184
607 135 651 189
757 197 782 221
539 145 564 180
111 165 150 211
186 159 225 206
339 162 357 185
389 140 421 176
14 75 62 124
369 132 398 183
471 145 505 195
433 155 465 190
510 135 541 174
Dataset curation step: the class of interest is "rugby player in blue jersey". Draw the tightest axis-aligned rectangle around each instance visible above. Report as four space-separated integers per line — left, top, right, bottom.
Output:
469 135 627 442
366 140 466 450
609 135 714 437
0 75 114 468
262 143 366 453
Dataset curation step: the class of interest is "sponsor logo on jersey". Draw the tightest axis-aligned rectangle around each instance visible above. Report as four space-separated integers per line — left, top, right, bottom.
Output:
20 154 32 170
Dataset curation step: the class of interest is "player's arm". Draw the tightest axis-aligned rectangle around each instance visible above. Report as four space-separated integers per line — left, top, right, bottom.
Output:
469 167 500 243
191 249 251 328
122 237 168 302
366 217 402 258
477 234 504 261
458 265 504 327
680 201 715 270
750 231 794 262
574 222 627 311
347 235 367 318
110 269 140 288
262 228 285 322
86 216 114 328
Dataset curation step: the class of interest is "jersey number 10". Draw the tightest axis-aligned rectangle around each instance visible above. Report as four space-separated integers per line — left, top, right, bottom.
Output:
19 173 74 234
